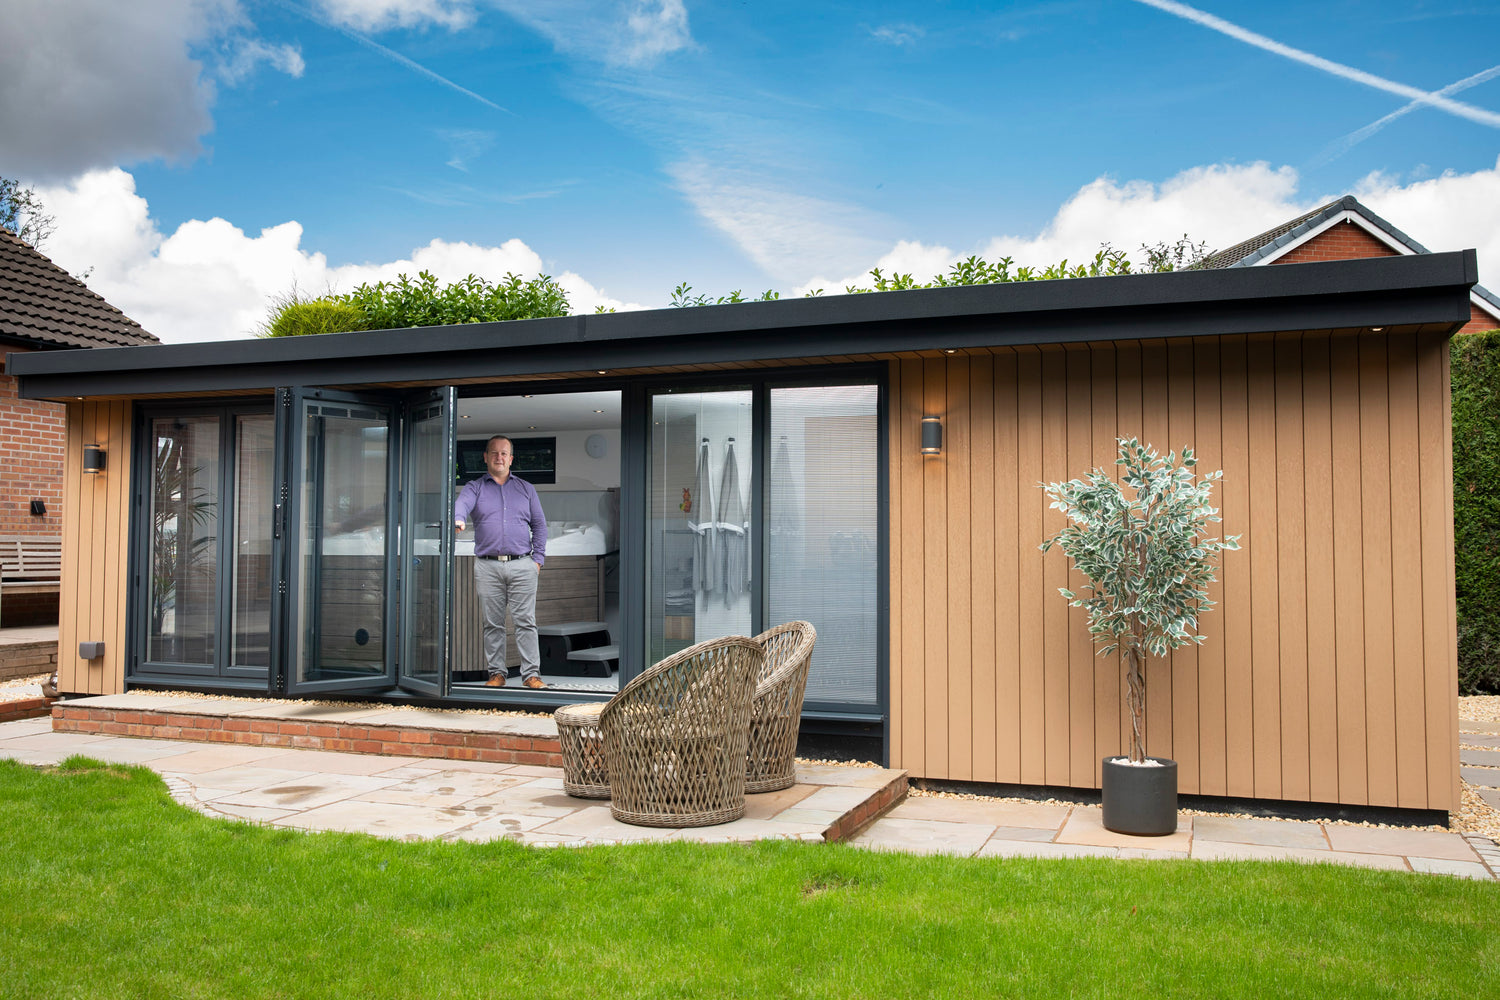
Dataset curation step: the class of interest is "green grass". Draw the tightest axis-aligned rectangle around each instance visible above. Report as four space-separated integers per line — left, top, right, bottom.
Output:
1 758 1495 999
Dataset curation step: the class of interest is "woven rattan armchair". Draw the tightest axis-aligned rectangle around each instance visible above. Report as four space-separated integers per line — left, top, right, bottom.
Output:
745 621 817 793
600 635 764 827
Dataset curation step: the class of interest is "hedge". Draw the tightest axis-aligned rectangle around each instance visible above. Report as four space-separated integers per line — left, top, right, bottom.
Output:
1453 328 1500 694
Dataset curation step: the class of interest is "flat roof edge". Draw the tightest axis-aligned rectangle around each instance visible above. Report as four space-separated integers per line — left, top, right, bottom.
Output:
10 251 1477 399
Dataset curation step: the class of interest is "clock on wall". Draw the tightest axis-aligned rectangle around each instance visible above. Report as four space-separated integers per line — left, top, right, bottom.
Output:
585 433 608 459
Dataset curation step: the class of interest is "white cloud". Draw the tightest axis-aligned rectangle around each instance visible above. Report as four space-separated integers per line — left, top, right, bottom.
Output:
313 0 478 32
487 0 694 67
670 159 890 284
869 23 925 46
0 0 307 179
219 39 307 84
34 168 640 344
797 159 1500 295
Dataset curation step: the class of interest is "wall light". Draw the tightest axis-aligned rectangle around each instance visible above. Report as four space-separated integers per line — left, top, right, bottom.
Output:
82 445 106 474
920 416 943 456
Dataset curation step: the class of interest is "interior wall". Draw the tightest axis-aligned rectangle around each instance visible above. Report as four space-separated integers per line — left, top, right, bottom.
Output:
888 333 1459 812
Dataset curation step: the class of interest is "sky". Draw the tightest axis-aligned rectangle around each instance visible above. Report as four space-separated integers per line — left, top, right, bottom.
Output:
3 0 1499 344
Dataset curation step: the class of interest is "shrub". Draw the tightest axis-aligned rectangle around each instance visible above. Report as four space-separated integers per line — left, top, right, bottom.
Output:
1453 328 1500 694
257 271 571 337
260 296 370 338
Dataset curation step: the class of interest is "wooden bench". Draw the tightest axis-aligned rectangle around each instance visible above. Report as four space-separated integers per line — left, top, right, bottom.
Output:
0 536 62 596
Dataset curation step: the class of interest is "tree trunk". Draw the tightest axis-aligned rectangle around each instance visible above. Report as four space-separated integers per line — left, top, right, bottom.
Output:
1125 644 1146 763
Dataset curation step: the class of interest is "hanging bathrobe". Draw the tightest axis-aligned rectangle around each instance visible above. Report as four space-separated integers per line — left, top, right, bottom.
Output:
769 435 801 536
689 436 719 596
718 437 750 609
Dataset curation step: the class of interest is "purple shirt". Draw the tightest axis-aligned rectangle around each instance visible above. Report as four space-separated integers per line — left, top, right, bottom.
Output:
455 474 548 565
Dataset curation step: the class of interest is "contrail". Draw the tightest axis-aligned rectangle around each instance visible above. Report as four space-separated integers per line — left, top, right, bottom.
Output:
1311 63 1500 167
274 1 514 116
1131 0 1500 129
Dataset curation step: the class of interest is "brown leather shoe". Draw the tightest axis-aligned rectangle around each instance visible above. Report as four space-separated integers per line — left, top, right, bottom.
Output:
522 676 546 689
485 674 507 687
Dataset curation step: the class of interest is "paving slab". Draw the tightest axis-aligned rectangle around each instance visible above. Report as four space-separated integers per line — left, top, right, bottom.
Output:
884 795 1070 830
1406 857 1494 880
1192 815 1328 850
0 730 111 751
209 772 403 811
1459 734 1500 749
1460 719 1500 734
444 811 570 841
794 763 901 788
357 770 530 807
0 718 55 738
535 805 681 843
275 798 484 839
1479 788 1500 811
977 840 1116 860
1117 848 1191 861
57 737 197 764
256 748 428 775
796 784 877 813
1191 841 1409 870
850 816 997 856
1325 825 1480 862
771 807 844 827
672 818 826 843
1460 748 1500 767
177 765 329 794
152 745 286 773
1055 806 1194 852
1460 767 1500 788
232 702 394 722
741 783 818 820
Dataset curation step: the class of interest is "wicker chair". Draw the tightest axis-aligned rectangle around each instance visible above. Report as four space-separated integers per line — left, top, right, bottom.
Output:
600 635 764 827
745 621 817 793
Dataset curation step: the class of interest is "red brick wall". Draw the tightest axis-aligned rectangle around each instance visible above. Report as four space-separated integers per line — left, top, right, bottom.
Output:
1270 220 1400 265
0 356 66 537
1461 301 1500 335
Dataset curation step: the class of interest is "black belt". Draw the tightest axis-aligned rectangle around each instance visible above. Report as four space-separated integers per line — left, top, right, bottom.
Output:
479 553 532 561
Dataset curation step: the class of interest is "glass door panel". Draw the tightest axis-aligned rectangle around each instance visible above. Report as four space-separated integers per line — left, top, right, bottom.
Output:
399 388 456 696
147 415 221 665
284 389 397 695
231 414 275 670
767 385 880 712
647 388 753 663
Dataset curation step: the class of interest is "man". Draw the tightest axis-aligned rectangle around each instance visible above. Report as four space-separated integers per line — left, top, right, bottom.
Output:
454 435 549 688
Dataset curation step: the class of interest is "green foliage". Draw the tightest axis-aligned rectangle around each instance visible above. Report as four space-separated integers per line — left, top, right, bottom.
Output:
672 238 1212 306
1453 328 1500 694
257 270 570 337
0 175 55 249
259 292 370 338
1041 438 1239 761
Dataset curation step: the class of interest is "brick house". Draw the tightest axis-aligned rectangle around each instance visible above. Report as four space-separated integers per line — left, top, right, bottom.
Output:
0 231 158 626
1200 194 1500 334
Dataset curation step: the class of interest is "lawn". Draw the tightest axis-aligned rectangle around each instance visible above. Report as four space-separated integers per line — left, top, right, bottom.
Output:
1 758 1495 999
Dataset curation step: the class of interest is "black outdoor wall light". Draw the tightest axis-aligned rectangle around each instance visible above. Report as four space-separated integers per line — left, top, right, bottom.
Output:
921 416 943 455
83 444 106 474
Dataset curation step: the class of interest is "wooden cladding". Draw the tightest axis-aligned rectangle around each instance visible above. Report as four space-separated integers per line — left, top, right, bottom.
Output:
58 401 132 696
889 332 1459 812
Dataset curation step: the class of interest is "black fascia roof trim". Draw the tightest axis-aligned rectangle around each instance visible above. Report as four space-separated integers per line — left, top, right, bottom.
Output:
10 250 1477 400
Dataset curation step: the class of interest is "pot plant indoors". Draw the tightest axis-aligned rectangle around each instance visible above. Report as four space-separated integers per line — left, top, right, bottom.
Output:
1041 438 1238 835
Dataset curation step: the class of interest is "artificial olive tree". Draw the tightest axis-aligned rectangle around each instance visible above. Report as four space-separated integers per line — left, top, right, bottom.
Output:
1041 438 1239 764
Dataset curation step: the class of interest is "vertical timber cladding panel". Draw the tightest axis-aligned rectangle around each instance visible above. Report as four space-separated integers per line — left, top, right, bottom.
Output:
945 356 973 779
1138 341 1173 762
1387 333 1429 809
922 358 949 776
1038 346 1070 786
1361 336 1399 808
1301 334 1340 805
1015 348 1046 786
77 404 101 694
1192 337 1228 797
968 356 997 783
1329 332 1368 804
886 360 902 766
1090 345 1121 779
1219 337 1256 799
1064 346 1094 786
1166 339 1199 790
1246 334 1282 799
1274 333 1310 802
57 403 84 694
1418 337 1459 812
898 359 927 773
993 351 1021 784
102 401 131 695
1113 342 1143 761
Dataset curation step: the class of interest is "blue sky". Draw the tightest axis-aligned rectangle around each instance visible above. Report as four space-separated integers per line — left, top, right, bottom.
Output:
5 1 1499 341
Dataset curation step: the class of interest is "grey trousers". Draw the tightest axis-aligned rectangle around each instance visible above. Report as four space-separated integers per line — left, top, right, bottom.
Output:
474 558 540 680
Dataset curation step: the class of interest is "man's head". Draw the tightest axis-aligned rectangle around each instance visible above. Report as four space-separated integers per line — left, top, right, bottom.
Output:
485 435 513 482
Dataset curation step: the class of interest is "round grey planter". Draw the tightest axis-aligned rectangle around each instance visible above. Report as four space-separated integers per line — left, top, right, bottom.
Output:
1101 756 1178 835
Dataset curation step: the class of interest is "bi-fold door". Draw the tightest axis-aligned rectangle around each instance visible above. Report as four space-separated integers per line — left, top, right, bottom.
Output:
271 386 456 698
